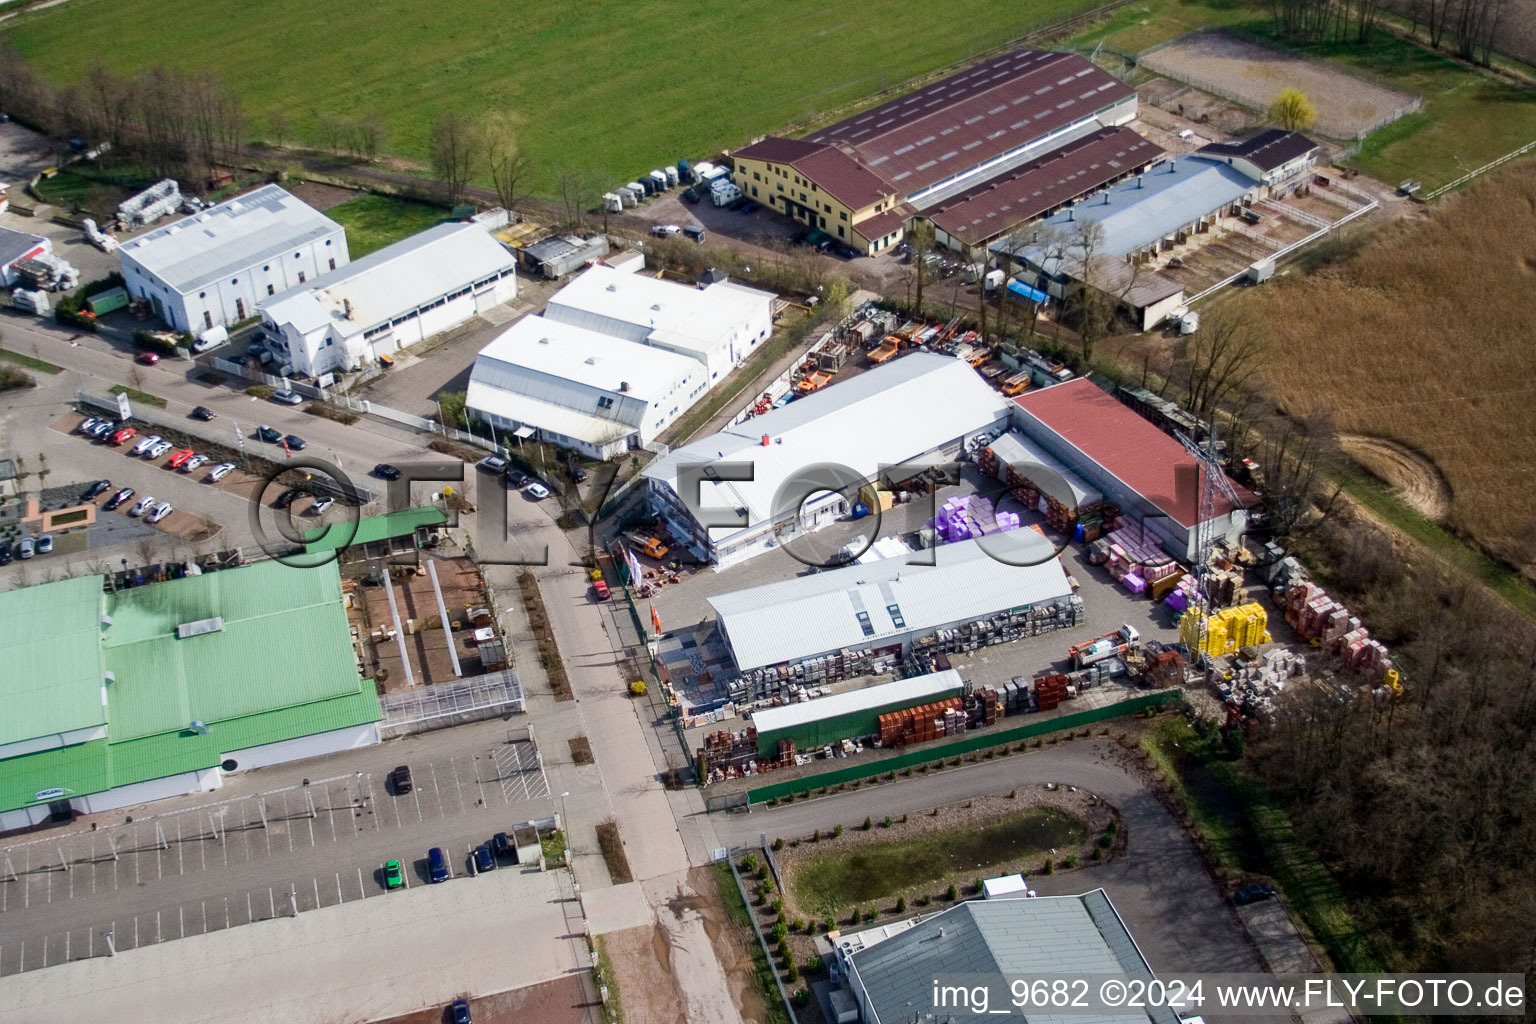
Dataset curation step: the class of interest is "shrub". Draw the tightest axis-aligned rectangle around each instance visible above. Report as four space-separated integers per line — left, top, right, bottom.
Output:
792 918 805 932
629 680 647 697
1091 847 1103 861
805 956 825 975
741 854 759 874
247 384 274 399
785 961 800 983
973 878 983 895
1063 855 1078 869
864 912 876 924
811 829 821 842
880 815 892 828
772 837 784 852
1098 833 1114 848
761 876 775 895
766 797 778 808
1008 788 1017 799
823 916 834 933
895 896 907 913
770 897 784 916
771 920 788 942
793 988 812 1008
832 823 843 838
850 906 863 924
946 884 959 902
1043 858 1054 875
917 894 931 907
862 816 873 831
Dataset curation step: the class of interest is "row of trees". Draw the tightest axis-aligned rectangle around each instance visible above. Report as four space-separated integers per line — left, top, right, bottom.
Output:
0 45 244 180
1401 0 1513 64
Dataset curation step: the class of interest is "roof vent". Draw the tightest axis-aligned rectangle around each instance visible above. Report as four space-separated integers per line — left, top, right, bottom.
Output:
104 670 115 684
584 357 597 365
187 721 211 735
100 614 113 628
538 337 550 344
619 381 630 392
651 303 662 311
176 616 225 640
606 283 617 292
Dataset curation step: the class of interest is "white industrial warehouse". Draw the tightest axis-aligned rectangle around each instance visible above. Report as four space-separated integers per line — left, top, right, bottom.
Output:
710 529 1078 680
465 315 707 458
119 185 347 335
644 353 1014 568
258 222 517 376
543 264 775 382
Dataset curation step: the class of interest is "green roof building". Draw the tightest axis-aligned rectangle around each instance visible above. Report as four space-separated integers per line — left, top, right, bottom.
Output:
0 559 380 832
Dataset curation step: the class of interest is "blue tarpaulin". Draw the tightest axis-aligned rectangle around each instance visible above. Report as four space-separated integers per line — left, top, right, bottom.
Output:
1007 279 1048 303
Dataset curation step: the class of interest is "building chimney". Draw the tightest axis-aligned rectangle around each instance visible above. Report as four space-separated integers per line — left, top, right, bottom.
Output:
619 381 630 392
343 298 354 320
1137 174 1144 188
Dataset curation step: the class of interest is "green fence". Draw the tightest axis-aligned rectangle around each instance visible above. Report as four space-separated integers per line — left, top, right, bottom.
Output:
744 690 1181 804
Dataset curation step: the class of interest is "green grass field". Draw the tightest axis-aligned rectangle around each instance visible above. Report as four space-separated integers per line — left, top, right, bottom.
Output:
324 194 448 257
3 0 1104 194
788 807 1085 917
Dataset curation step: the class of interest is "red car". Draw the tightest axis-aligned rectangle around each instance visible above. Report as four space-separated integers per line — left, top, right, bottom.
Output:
167 448 196 469
593 579 610 601
135 351 160 366
111 426 138 445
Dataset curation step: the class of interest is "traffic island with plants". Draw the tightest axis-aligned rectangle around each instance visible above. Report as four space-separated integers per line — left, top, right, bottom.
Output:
735 790 1121 1016
518 570 573 700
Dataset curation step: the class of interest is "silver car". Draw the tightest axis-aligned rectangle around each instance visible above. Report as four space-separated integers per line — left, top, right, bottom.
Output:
181 454 208 473
146 440 174 459
208 462 236 482
146 501 173 524
132 434 163 456
129 495 155 517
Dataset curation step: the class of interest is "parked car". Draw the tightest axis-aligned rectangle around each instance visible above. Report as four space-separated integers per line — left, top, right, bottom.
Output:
132 434 163 455
473 844 496 873
383 859 404 891
181 454 208 473
167 448 196 469
833 243 862 260
89 420 116 439
373 463 402 481
570 466 588 483
450 999 471 1024
523 481 549 500
18 536 34 559
680 187 700 204
135 351 160 366
271 389 303 405
427 847 449 883
147 502 173 524
129 495 156 517
80 479 111 502
492 832 513 861
0 544 11 566
392 765 413 794
283 434 307 451
593 578 610 601
255 425 282 443
476 455 508 474
650 223 682 237
273 487 302 509
104 486 134 510
208 462 236 482
507 469 528 488
146 440 174 459
190 406 216 421
309 495 335 515
77 417 102 435
36 533 53 555
1233 883 1277 905
739 200 762 215
111 426 138 446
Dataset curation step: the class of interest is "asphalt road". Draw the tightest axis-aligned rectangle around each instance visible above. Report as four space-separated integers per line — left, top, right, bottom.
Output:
708 740 1266 980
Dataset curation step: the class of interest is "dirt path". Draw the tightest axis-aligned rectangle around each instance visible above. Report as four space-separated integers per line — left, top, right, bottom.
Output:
1338 433 1452 521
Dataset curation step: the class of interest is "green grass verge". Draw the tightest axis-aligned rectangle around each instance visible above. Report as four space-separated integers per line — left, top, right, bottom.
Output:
1142 718 1390 973
539 828 567 863
30 168 144 210
325 193 449 257
592 935 624 1024
5 0 1105 195
712 861 792 1024
111 384 168 409
0 348 63 374
1337 468 1536 618
788 807 1086 917
1069 0 1256 54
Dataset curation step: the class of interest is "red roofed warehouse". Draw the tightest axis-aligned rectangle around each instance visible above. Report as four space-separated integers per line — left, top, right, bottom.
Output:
730 48 1140 256
1010 378 1257 559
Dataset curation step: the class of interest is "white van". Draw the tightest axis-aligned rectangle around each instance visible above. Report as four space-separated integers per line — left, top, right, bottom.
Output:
711 182 742 207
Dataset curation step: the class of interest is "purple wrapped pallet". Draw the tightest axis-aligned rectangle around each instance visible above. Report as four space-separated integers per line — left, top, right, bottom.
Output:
1122 572 1147 594
1165 589 1188 612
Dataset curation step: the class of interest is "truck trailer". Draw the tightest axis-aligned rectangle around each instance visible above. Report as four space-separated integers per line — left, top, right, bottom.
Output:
1069 624 1141 669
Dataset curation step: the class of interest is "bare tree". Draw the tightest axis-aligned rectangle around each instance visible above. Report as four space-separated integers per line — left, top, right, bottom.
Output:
315 112 346 156
480 112 529 214
357 111 387 163
266 108 292 148
909 220 935 316
1173 309 1268 423
553 166 596 230
11 454 29 497
1256 412 1340 536
430 112 475 207
133 535 161 571
83 62 136 161
35 452 49 494
136 67 195 178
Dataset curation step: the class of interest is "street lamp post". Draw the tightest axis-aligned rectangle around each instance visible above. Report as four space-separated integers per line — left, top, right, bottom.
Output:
559 791 572 858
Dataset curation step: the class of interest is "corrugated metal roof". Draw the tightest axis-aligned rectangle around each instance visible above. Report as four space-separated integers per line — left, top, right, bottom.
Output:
466 379 637 445
543 264 773 361
993 155 1254 263
807 49 1133 199
750 671 963 735
1012 379 1255 528
1198 129 1317 173
0 575 107 745
471 315 703 405
986 430 1102 507
259 223 515 340
849 891 1176 1024
303 506 447 553
102 560 363 741
644 353 1012 536
710 533 1072 671
119 185 344 295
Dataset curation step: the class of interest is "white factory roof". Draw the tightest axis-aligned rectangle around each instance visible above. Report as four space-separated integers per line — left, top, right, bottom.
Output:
986 430 1102 507
119 185 341 295
751 670 962 735
465 381 635 445
473 315 699 398
645 353 1012 538
710 531 1072 671
260 223 514 338
543 263 772 358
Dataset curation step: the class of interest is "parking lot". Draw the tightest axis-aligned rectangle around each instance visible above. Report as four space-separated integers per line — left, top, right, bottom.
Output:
0 737 553 977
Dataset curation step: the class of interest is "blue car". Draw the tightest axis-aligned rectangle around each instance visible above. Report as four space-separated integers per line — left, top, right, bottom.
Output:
428 847 449 883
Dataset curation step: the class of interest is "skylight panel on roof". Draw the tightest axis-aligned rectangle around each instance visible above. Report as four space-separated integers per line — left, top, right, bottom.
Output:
868 155 890 166
964 115 984 125
1035 85 1053 95
892 171 912 180
987 130 1006 139
1011 119 1030 130
938 151 958 162
1057 75 1075 85
917 135 937 145
963 140 983 150
915 160 937 171
988 105 1008 114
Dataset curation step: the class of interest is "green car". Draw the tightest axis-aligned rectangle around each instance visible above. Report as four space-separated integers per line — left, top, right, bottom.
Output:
384 859 404 890
255 424 282 444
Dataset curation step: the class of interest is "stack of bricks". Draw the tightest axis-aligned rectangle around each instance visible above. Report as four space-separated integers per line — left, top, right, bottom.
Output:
1035 672 1069 711
1285 582 1399 693
695 728 759 775
878 697 964 747
965 687 1003 727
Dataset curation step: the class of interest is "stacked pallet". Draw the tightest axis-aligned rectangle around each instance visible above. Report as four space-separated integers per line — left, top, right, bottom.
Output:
1035 671 1069 711
934 494 1019 543
1286 582 1400 693
1179 603 1270 658
695 728 759 775
878 697 965 747
965 687 1004 727
1104 527 1180 595
1000 678 1034 714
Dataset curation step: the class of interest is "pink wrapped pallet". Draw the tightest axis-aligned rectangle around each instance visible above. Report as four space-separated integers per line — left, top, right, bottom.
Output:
1122 573 1146 594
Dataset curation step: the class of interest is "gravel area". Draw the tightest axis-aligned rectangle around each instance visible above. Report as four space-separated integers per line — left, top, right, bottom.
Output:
1141 32 1417 139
